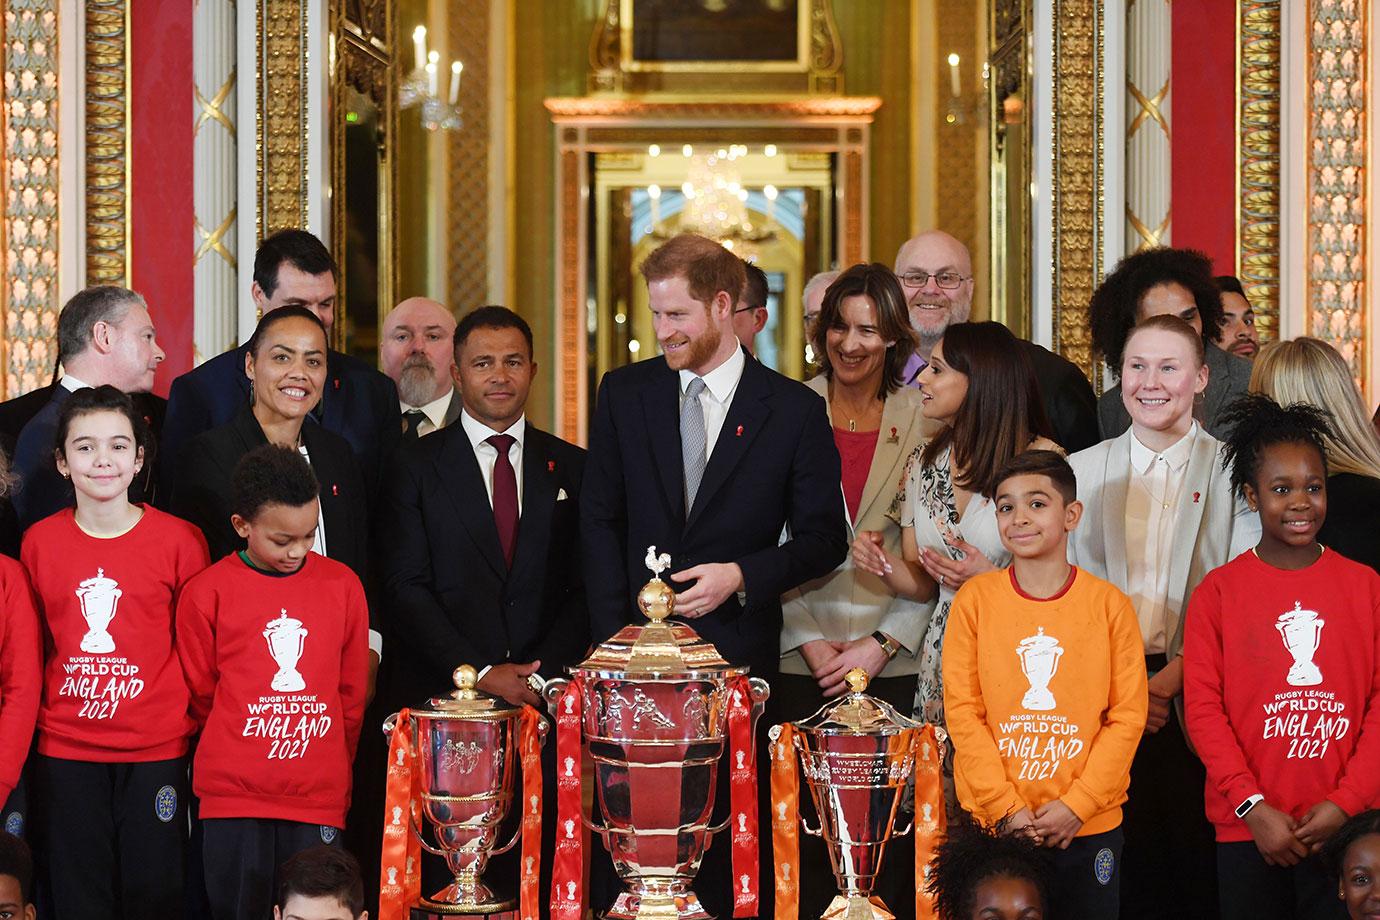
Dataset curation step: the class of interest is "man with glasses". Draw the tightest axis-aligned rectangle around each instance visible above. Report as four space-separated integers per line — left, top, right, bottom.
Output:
731 259 770 355
894 230 1100 452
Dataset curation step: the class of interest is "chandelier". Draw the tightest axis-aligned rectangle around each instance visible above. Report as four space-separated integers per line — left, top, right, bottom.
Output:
400 25 463 132
648 146 777 255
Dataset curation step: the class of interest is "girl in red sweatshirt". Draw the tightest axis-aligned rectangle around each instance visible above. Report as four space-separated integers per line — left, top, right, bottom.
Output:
176 444 368 920
1185 395 1380 920
21 386 209 919
0 450 40 841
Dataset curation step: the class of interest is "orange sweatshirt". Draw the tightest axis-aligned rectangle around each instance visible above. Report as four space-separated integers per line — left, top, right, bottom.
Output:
942 567 1148 835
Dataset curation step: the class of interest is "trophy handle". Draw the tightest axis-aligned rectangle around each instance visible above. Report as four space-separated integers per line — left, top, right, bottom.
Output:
891 817 914 838
704 813 733 843
408 812 452 859
491 822 524 855
799 815 824 838
381 712 399 736
542 678 570 715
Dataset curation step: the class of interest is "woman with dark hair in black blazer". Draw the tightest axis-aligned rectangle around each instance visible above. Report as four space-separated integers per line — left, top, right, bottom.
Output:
171 307 367 575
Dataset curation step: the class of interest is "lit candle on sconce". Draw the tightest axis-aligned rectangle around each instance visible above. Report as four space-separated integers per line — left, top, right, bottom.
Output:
647 184 661 228
413 25 427 71
426 60 438 98
763 184 778 225
448 60 463 106
947 52 961 99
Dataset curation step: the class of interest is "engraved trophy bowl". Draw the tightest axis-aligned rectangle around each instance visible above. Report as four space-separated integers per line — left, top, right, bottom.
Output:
1276 602 1325 687
75 567 122 654
1015 627 1063 712
544 546 770 920
385 664 547 914
786 668 925 920
263 610 308 692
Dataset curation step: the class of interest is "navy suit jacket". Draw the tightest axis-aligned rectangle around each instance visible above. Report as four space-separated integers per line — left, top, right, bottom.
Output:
378 421 588 708
581 351 848 677
160 346 400 503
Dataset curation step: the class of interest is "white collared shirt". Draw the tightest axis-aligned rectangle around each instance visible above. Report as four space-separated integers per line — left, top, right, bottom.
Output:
1125 423 1197 653
460 409 526 513
401 389 454 438
58 374 92 393
677 345 746 460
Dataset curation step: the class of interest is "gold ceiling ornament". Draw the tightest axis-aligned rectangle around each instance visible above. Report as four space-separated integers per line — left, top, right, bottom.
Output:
85 0 129 285
1236 0 1281 343
1050 0 1106 378
2 0 62 398
257 0 309 238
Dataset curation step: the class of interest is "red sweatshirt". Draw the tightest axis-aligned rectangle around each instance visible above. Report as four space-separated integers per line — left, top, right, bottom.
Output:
176 552 369 827
22 507 208 762
0 557 41 802
1184 548 1380 842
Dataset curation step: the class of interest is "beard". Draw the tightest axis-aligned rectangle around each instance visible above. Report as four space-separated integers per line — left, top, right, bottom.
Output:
909 295 972 349
663 324 723 372
398 356 441 407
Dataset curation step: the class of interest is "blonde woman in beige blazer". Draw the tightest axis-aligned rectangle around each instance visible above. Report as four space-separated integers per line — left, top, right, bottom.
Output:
1066 315 1258 920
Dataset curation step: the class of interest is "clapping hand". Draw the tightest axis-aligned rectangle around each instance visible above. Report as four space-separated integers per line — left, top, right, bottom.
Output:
919 540 995 591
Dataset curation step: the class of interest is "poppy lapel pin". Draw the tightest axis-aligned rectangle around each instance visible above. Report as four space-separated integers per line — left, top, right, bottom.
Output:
548 460 556 473
1192 491 1201 504
887 426 899 444
735 425 744 437
332 483 339 496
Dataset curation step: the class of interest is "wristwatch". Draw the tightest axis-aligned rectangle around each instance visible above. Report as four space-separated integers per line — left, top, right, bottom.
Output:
1235 793 1265 819
871 630 900 659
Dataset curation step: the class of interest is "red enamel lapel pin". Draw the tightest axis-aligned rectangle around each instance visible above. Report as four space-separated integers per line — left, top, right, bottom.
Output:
736 425 744 437
548 460 556 472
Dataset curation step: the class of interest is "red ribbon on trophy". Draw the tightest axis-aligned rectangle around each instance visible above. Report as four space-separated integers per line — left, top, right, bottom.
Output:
727 675 760 917
912 724 945 920
517 706 545 920
551 678 585 920
768 722 800 920
379 709 421 920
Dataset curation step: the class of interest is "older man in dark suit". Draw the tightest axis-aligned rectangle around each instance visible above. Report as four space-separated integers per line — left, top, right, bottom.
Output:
160 230 399 503
581 233 847 917
378 296 461 439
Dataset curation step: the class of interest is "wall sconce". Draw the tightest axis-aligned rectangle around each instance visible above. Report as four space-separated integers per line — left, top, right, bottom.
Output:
401 25 463 131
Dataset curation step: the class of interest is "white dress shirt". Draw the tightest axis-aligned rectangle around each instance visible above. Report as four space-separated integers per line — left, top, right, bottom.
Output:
401 389 454 438
460 409 526 513
1125 424 1197 653
58 374 92 393
677 345 746 460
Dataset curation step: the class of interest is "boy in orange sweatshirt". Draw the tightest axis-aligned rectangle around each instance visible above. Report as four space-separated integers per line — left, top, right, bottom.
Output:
942 450 1148 919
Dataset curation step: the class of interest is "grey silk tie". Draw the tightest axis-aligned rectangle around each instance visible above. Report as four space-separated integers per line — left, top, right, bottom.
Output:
681 376 708 509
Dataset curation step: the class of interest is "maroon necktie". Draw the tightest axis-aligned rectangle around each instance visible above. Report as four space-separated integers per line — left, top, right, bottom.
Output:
487 433 518 566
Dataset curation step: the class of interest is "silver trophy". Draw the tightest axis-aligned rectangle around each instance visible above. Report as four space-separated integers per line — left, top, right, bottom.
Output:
263 610 309 692
75 568 121 653
784 668 932 920
385 665 546 913
544 546 770 920
1276 602 1325 687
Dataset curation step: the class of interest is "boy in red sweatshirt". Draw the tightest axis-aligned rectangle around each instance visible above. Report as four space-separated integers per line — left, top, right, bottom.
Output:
1184 396 1380 920
943 450 1148 919
177 444 369 920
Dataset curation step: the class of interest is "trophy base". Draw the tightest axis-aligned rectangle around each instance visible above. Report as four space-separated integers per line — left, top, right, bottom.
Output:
603 888 712 920
1287 662 1323 687
417 881 515 914
821 894 894 920
80 631 115 654
1020 688 1056 711
271 669 307 693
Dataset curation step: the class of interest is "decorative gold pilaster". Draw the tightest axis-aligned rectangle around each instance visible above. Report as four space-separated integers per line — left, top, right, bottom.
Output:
85 0 129 285
557 144 581 440
1236 0 1280 342
2 0 61 397
1051 0 1106 377
258 0 309 236
1305 0 1368 382
447 0 492 313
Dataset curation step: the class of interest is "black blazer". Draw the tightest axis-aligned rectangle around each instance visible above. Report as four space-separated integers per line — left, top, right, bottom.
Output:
161 346 401 505
378 421 588 708
581 351 848 677
170 402 368 580
1319 472 1380 575
1021 340 1100 453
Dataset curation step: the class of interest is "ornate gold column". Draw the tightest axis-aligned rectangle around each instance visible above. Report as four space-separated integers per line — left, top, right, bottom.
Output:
257 0 309 235
1126 0 1171 252
194 0 238 363
1237 1 1281 342
1306 0 1368 382
1050 0 1106 377
85 0 129 285
2 0 61 396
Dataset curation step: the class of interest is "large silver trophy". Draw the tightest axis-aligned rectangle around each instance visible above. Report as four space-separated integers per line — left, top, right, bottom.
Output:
385 665 545 913
544 547 770 920
777 668 943 920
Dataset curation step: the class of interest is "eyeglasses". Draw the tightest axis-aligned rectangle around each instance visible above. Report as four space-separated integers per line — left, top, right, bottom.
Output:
898 270 971 290
733 305 765 315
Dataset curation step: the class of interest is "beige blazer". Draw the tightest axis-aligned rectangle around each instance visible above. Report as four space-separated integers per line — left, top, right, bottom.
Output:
1067 427 1260 659
780 379 938 677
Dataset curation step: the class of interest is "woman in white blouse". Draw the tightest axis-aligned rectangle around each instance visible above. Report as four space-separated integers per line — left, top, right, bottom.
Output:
1067 313 1258 920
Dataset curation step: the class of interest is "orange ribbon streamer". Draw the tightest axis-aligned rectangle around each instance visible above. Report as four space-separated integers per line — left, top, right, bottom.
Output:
550 678 585 920
516 706 544 920
913 724 945 920
727 676 761 917
378 709 421 920
769 723 801 920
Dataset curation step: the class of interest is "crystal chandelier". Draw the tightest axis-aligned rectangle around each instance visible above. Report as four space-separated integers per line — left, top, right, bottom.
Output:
400 26 463 132
649 146 776 254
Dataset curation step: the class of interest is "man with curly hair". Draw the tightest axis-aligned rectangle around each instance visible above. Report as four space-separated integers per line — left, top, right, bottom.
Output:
1090 247 1252 439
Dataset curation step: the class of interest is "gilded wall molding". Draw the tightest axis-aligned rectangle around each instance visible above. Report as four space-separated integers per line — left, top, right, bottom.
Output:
1051 0 1105 376
257 0 309 237
447 0 492 315
1236 0 1281 342
1305 0 1368 381
3 0 61 396
85 0 129 285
